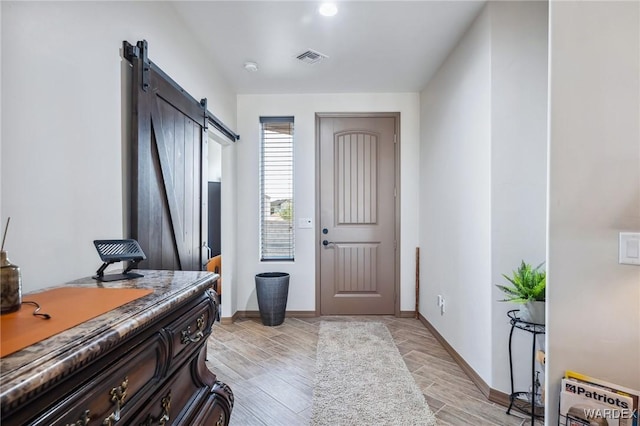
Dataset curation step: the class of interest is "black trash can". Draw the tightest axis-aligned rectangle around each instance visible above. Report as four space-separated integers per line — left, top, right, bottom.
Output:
255 272 290 326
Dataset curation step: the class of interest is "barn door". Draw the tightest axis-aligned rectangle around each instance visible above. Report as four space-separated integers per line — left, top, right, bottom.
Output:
127 40 208 271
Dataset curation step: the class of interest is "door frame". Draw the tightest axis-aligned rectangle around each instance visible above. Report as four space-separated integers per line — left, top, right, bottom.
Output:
314 112 401 316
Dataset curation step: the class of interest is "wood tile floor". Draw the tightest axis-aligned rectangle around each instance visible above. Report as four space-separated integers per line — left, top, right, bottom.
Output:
206 316 542 426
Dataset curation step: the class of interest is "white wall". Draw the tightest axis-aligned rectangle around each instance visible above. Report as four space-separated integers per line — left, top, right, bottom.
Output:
490 1 548 393
234 93 420 314
420 4 493 383
1 1 237 291
547 1 640 424
0 2 3 220
419 1 548 392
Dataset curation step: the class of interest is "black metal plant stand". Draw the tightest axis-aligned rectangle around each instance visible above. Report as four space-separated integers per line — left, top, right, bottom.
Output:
507 309 545 425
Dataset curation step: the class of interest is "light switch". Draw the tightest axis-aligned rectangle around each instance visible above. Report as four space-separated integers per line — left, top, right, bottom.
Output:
619 232 640 265
298 218 313 229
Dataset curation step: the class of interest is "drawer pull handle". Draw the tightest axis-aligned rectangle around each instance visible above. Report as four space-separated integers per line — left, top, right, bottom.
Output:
180 314 206 344
139 391 171 426
66 410 91 426
216 412 226 426
103 376 129 425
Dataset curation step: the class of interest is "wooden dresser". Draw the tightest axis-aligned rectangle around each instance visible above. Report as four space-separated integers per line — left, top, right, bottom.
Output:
0 270 233 425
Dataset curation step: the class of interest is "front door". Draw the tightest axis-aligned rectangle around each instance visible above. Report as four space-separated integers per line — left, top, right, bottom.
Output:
318 114 398 315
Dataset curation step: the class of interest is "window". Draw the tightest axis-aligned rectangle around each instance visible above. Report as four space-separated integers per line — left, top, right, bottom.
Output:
260 116 294 261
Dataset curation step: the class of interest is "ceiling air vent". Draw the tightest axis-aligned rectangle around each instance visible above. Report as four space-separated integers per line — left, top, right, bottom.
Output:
296 49 328 65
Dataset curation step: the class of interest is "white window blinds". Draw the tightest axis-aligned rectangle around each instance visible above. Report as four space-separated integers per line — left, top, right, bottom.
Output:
260 116 294 261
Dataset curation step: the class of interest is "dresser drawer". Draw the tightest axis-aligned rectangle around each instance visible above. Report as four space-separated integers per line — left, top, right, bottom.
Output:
34 332 170 425
164 295 215 364
189 385 233 426
132 346 208 425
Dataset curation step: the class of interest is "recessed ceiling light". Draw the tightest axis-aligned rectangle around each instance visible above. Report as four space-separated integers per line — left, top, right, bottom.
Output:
319 3 338 17
243 61 259 72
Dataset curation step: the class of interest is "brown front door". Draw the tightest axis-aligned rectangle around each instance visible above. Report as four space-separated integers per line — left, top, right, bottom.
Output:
318 114 398 315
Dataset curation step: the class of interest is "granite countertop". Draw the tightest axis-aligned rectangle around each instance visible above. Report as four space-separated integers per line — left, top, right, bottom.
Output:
0 269 218 409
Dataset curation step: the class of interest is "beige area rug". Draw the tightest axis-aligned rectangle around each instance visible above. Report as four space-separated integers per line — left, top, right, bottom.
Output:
311 321 438 426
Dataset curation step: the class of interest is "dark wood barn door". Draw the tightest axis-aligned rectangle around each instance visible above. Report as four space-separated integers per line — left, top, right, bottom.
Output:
128 41 207 271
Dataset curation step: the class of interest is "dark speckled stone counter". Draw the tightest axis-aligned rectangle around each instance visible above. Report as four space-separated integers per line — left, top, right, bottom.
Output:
0 270 218 411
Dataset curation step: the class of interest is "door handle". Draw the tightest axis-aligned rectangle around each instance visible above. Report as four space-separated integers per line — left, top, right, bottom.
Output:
322 240 335 247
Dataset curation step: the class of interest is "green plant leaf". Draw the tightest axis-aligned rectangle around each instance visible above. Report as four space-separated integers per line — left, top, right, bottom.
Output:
496 260 546 303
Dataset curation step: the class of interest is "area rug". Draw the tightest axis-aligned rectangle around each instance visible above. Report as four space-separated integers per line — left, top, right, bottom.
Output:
311 321 437 426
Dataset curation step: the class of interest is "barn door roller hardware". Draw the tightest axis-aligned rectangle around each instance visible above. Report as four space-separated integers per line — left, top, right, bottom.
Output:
123 40 150 92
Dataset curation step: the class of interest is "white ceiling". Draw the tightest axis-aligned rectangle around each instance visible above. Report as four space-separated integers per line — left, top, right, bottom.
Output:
171 1 485 94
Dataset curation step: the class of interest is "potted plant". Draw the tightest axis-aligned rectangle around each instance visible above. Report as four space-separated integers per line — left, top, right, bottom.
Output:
496 261 546 324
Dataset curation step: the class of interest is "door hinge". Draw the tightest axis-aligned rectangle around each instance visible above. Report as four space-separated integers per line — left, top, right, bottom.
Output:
394 187 397 197
394 134 397 144
394 241 397 250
